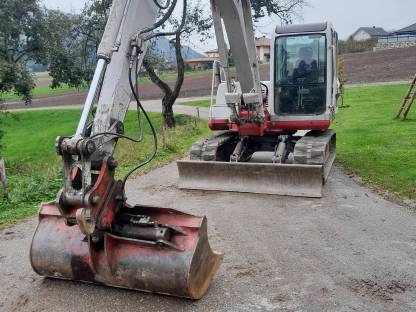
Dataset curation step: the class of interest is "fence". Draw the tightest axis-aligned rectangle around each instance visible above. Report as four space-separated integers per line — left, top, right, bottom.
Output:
378 34 416 43
375 34 416 51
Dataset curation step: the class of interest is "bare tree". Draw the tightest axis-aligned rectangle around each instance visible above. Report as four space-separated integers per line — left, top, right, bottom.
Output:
143 33 185 128
144 0 306 128
143 1 212 128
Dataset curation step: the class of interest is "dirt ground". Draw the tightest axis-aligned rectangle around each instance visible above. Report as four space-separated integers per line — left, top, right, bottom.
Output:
1 163 416 312
343 46 416 84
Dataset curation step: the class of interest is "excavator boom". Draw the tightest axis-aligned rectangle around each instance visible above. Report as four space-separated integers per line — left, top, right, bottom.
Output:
30 0 222 299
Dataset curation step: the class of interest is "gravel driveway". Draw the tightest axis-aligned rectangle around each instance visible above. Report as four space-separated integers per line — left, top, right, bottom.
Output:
1 163 416 311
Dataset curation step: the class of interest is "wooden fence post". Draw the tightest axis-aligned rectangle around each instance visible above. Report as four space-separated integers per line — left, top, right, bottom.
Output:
0 157 9 200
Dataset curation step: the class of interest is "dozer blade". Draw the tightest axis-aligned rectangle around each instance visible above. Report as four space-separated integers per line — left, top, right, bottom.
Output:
177 160 325 198
30 203 223 299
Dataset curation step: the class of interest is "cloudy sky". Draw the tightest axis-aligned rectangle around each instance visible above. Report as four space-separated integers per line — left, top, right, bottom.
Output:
42 0 416 51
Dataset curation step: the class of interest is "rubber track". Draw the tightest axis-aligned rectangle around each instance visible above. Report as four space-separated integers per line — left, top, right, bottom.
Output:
294 129 336 181
190 132 236 161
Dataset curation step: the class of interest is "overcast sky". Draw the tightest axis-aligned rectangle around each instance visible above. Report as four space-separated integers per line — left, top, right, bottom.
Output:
42 0 416 51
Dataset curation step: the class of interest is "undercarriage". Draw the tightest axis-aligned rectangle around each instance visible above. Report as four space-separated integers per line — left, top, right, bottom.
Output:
178 130 336 197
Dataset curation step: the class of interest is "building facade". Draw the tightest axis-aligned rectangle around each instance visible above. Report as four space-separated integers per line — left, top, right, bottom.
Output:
255 36 271 63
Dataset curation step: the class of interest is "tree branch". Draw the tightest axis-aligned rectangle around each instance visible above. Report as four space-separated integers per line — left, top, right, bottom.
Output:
143 58 173 97
172 33 185 100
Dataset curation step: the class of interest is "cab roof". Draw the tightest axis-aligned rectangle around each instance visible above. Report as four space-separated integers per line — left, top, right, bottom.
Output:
276 22 328 34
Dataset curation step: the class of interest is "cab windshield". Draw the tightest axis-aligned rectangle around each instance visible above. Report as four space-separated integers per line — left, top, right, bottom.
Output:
274 34 327 115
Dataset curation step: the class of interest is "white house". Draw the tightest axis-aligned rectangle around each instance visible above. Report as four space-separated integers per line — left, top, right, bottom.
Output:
205 49 220 59
351 26 388 41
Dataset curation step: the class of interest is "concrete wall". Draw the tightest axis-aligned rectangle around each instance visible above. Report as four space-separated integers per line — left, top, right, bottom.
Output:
375 35 416 51
375 41 416 51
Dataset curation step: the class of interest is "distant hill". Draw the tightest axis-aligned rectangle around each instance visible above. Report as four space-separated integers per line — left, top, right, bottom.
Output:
151 37 205 63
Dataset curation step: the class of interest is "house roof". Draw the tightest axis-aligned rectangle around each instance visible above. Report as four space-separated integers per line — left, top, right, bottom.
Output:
396 22 416 34
353 27 389 37
255 36 270 47
185 57 215 63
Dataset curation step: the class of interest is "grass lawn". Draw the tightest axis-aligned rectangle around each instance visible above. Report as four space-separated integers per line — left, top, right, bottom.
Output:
334 84 415 199
0 109 211 224
181 99 212 107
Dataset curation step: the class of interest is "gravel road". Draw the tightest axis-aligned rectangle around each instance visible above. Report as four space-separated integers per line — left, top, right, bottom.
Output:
1 163 416 312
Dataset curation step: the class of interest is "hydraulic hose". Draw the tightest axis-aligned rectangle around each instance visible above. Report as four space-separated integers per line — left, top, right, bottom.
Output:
137 0 178 37
145 0 187 41
121 64 158 188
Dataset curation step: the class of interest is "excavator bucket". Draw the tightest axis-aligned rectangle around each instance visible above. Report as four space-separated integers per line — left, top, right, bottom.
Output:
30 203 223 299
177 161 326 198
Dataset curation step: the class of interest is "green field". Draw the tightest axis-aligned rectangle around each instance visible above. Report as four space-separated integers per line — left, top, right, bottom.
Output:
1 84 83 101
334 84 415 199
0 110 210 224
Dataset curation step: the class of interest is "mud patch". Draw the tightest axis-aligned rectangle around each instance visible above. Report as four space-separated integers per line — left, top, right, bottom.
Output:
346 278 413 302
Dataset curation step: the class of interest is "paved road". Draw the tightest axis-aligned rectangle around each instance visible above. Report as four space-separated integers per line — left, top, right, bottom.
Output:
1 163 416 311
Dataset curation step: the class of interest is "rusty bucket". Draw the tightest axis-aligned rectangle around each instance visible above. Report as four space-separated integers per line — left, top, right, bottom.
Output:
30 203 223 299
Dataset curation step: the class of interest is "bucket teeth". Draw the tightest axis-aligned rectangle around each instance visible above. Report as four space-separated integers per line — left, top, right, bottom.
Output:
30 203 223 299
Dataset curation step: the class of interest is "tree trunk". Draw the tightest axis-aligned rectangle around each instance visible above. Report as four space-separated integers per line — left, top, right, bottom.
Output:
162 95 176 128
143 33 185 129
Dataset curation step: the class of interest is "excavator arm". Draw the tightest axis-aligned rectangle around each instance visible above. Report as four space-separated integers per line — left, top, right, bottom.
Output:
210 0 264 122
30 0 226 299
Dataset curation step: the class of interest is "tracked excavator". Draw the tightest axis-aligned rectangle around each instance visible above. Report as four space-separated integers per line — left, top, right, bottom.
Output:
30 0 339 301
178 17 339 198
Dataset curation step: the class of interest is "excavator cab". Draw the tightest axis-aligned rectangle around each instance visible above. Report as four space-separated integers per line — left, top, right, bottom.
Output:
271 22 339 121
275 35 327 114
